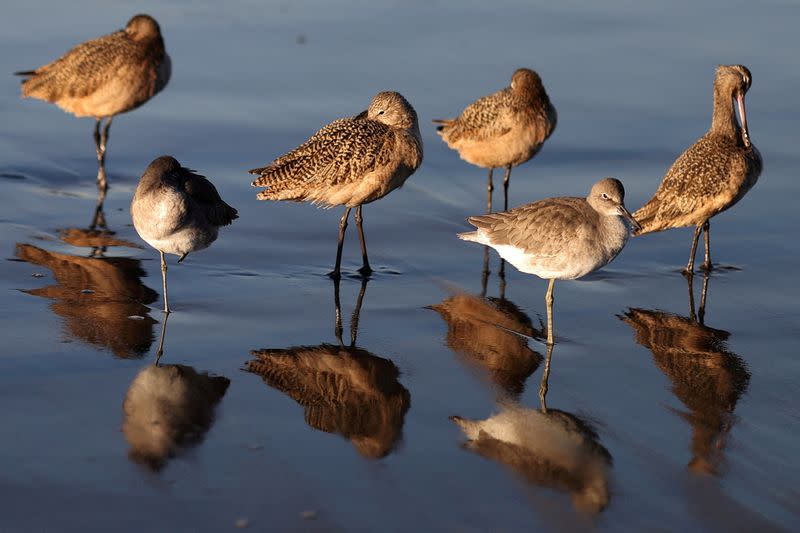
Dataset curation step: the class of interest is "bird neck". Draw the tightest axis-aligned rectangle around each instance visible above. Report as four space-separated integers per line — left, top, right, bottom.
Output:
710 85 738 138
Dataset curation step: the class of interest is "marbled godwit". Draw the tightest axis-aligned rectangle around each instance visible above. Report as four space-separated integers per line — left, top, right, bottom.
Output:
633 65 762 273
250 91 423 279
458 178 639 344
434 68 556 212
15 14 171 191
131 156 238 314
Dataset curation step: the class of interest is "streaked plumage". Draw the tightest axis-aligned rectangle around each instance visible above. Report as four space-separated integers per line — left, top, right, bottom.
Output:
250 91 422 278
634 65 762 273
16 14 171 190
451 405 612 513
131 155 237 313
458 179 639 344
247 344 410 459
435 68 557 211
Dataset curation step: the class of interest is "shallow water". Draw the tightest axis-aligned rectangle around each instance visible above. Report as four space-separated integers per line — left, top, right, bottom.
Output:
1 1 799 531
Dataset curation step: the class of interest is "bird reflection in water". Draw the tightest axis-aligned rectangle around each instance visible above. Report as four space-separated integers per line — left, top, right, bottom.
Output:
246 279 411 459
451 344 613 513
431 261 543 399
122 313 230 471
620 273 750 475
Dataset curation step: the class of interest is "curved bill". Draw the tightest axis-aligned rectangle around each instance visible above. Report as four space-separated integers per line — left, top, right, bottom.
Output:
736 92 751 148
617 205 641 232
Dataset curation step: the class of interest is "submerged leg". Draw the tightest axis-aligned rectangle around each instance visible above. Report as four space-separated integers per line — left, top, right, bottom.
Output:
160 250 170 314
538 342 554 413
350 277 369 346
698 272 710 325
355 205 372 276
502 165 512 212
684 224 704 274
700 220 713 271
154 312 170 366
329 207 351 279
687 272 697 322
486 168 494 213
333 276 343 345
545 278 555 345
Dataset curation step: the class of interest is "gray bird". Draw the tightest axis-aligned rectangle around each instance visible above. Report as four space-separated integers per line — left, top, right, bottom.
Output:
434 68 557 212
458 178 639 344
131 156 237 313
633 65 762 273
250 91 423 279
15 14 171 191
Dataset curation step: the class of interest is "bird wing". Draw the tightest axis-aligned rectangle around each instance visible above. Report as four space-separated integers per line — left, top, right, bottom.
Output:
181 168 238 226
635 135 744 225
20 31 144 101
445 89 516 142
469 198 589 256
250 118 397 190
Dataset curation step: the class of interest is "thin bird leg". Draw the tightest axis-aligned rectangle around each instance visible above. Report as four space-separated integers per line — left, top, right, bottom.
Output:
160 250 170 314
684 224 704 274
698 272 710 325
502 165 512 212
538 342 554 413
545 278 555 346
154 312 170 366
333 276 344 345
94 117 112 192
329 207 351 279
687 272 697 322
350 277 369 347
93 118 103 160
486 168 494 213
355 205 372 276
481 246 490 297
700 220 713 271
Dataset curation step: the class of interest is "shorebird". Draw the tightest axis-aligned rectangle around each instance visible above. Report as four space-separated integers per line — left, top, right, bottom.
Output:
15 14 171 191
458 178 639 344
131 156 238 314
250 91 423 279
434 68 557 212
633 65 762 273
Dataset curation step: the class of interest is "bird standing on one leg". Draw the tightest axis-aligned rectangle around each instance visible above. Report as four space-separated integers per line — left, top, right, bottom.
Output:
250 91 423 279
131 156 237 313
15 14 171 192
434 68 556 213
633 65 762 274
458 178 639 345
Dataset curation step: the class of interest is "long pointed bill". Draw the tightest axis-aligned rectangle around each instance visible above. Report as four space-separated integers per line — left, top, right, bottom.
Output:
736 92 751 148
617 205 641 232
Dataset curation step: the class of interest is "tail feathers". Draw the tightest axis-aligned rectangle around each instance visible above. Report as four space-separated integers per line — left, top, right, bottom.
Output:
630 205 657 236
432 118 453 133
14 70 36 77
449 415 480 438
457 230 480 242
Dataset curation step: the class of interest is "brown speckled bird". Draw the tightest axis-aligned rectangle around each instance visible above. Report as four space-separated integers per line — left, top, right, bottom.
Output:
434 68 557 212
250 91 423 279
15 14 171 191
633 65 762 273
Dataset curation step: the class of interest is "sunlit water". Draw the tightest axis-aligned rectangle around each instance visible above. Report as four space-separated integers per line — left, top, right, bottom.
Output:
1 1 798 531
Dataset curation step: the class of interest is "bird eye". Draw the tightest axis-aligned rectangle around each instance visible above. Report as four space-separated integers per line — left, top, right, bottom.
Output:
378 110 385 115
601 193 609 200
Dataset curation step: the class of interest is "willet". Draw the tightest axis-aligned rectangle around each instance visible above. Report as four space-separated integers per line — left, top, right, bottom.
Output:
434 68 557 212
633 65 762 273
458 178 639 344
131 156 238 314
250 91 423 279
15 14 171 191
